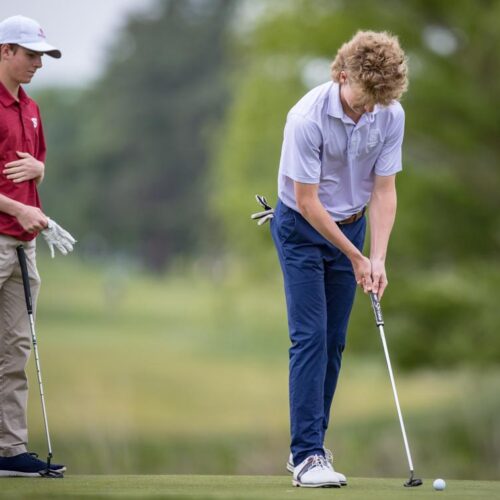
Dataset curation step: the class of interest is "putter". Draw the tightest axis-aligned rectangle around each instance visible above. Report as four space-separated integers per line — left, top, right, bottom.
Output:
369 292 422 488
16 245 63 478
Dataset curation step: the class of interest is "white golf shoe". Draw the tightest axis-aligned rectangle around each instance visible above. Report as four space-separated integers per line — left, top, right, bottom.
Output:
292 454 341 488
287 448 347 486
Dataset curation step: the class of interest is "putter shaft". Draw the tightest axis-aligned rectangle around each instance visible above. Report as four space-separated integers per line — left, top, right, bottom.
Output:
16 245 57 475
369 293 420 485
28 313 54 460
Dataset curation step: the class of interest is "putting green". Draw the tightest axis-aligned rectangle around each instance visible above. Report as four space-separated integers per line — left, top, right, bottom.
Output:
0 475 499 499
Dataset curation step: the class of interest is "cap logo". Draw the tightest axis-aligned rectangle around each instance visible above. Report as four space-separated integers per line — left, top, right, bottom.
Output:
38 28 46 40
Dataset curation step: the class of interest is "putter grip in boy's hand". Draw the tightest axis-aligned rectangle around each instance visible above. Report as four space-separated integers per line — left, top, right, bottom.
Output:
370 292 384 326
41 218 76 258
16 245 33 315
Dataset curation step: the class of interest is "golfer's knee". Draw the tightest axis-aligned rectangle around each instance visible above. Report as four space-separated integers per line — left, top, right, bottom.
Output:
290 328 327 354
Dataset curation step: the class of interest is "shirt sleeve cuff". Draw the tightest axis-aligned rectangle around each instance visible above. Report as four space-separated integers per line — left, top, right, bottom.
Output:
282 172 320 184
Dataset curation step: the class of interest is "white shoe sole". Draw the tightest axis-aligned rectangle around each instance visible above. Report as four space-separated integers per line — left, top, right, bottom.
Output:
292 479 341 488
287 460 347 486
0 466 66 477
0 470 43 477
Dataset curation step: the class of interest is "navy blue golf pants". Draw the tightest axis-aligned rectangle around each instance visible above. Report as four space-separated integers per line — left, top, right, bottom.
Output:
271 199 366 466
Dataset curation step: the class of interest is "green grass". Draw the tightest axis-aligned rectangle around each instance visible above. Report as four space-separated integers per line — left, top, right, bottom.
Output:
0 475 499 500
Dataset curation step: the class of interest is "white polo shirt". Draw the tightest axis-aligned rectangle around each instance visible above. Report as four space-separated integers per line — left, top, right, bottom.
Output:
277 81 405 221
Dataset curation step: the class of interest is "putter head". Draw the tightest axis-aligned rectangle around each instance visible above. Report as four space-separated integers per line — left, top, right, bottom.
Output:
404 472 422 487
40 468 64 478
39 455 64 478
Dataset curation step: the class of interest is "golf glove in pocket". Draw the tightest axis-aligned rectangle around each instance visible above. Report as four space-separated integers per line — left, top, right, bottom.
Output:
41 218 77 258
251 194 274 226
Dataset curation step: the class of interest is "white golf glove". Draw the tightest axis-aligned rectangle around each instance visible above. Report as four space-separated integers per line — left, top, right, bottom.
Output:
41 218 77 258
251 194 274 226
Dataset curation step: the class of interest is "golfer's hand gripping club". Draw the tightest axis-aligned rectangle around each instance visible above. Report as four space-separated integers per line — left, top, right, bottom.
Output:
41 218 76 258
369 292 384 326
251 194 274 226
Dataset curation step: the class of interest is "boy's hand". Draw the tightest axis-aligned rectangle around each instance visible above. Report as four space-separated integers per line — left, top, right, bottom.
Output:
4 152 44 183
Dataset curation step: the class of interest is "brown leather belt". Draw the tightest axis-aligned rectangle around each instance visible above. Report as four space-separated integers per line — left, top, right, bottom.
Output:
337 207 366 225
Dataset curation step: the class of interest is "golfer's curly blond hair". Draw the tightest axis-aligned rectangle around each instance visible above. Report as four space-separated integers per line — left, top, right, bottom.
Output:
331 31 408 105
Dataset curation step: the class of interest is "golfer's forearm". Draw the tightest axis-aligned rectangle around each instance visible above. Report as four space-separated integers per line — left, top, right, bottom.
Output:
369 187 397 261
297 197 362 260
0 193 24 218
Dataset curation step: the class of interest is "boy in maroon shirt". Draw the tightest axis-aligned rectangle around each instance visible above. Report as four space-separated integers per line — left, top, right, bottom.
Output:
0 15 73 477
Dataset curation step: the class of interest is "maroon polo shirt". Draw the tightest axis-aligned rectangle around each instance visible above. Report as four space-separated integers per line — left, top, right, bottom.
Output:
0 81 45 241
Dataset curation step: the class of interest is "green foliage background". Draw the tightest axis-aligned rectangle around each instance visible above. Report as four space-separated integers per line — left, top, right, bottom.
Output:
38 0 235 270
13 0 500 479
210 0 500 369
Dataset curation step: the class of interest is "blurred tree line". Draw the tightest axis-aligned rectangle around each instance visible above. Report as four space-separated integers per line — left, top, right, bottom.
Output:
37 0 235 270
35 0 500 368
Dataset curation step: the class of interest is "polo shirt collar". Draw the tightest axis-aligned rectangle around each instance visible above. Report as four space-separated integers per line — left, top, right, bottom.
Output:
327 81 381 124
327 82 344 119
18 86 30 105
0 81 30 107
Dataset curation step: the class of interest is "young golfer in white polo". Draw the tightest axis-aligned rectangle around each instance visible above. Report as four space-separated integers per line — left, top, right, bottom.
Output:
270 31 409 487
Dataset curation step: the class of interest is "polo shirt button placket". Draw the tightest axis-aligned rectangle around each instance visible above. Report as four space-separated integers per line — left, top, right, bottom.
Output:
349 131 358 158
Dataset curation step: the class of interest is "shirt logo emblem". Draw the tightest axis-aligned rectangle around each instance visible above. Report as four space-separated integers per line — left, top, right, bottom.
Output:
31 117 38 128
367 128 382 148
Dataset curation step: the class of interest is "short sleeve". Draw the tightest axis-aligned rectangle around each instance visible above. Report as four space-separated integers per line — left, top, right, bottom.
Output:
374 105 405 176
279 113 322 184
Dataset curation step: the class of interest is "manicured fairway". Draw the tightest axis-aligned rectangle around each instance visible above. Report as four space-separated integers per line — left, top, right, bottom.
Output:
0 475 499 500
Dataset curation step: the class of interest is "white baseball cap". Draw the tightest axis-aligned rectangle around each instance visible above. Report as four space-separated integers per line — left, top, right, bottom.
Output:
0 15 61 58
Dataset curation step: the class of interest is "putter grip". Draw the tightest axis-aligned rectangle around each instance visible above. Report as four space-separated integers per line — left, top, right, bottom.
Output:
16 245 33 315
370 292 384 326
